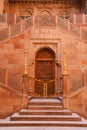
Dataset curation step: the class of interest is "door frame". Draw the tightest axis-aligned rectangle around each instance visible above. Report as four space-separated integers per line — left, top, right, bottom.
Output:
35 47 56 97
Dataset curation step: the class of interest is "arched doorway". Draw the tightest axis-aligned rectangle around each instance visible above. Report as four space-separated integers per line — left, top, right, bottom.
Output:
35 47 55 97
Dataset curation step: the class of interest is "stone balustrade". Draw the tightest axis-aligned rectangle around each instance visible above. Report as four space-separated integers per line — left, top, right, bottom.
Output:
0 14 21 24
0 66 22 93
70 72 84 92
63 72 85 109
0 14 87 42
0 13 87 25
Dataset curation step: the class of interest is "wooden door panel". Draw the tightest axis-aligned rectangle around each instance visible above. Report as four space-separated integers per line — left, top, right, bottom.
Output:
36 61 54 80
47 82 55 95
35 48 55 96
35 82 43 95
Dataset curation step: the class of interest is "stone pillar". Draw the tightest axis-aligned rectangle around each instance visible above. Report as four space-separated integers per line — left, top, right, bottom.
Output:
62 51 71 108
21 74 29 109
63 74 71 96
21 95 29 109
63 74 71 109
22 51 29 95
22 74 29 95
0 0 4 14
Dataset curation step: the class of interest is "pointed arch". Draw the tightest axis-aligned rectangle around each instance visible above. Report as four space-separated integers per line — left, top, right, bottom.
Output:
20 9 33 19
58 10 70 19
25 10 33 17
35 46 55 57
39 10 52 16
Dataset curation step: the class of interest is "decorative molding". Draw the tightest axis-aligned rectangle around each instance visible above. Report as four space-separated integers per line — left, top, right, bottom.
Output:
29 38 60 62
18 8 34 16
30 38 60 40
9 0 82 5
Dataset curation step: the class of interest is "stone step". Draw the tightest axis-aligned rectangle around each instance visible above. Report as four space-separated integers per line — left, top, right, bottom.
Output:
28 106 64 110
11 112 79 117
19 111 72 116
0 98 87 128
0 120 87 127
10 114 81 121
20 109 71 112
28 102 62 106
20 109 72 116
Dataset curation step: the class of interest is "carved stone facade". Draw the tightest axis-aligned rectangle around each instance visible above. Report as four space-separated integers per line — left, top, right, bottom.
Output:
0 0 87 94
0 0 86 14
0 0 87 119
8 4 81 17
0 0 82 15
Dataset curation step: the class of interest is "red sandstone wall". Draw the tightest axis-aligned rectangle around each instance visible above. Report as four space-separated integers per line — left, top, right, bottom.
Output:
0 26 87 75
0 5 86 76
0 85 21 118
67 87 87 118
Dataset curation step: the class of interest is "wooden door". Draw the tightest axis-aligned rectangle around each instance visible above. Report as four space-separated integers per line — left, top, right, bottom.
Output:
35 48 55 96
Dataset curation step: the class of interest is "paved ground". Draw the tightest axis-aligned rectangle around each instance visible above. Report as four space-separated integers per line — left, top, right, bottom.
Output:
0 127 87 130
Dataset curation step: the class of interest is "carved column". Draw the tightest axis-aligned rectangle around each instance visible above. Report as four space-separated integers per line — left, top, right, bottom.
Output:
63 74 71 108
21 52 29 108
21 73 29 108
62 51 71 108
22 74 29 95
22 52 29 95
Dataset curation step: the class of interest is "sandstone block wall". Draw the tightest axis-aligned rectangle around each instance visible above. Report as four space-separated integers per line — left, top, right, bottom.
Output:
0 26 87 76
0 85 21 118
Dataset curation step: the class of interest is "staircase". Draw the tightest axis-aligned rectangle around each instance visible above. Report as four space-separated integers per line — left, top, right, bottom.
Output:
0 97 87 129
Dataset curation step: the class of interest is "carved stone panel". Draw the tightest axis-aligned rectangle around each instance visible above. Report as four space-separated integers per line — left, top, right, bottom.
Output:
35 15 56 26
